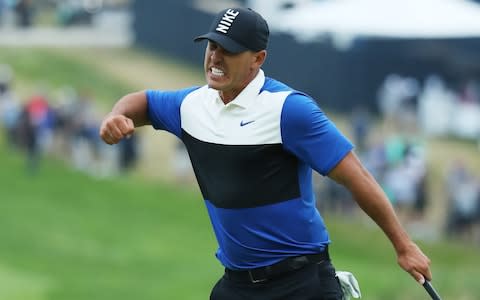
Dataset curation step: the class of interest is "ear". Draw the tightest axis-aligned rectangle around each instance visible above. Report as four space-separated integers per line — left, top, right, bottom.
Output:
253 50 267 68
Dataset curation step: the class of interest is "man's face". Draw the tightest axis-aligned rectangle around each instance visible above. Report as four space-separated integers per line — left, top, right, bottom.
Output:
204 41 263 102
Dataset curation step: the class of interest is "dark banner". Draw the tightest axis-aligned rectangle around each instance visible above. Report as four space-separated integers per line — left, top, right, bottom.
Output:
133 1 480 114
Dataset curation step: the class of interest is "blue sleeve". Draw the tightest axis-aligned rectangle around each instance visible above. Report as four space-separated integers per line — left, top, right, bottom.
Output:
281 93 354 175
146 87 199 138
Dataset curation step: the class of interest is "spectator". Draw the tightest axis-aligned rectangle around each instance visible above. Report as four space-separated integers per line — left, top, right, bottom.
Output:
350 106 371 154
14 0 33 28
445 160 480 242
377 73 420 129
118 134 138 173
0 64 20 149
16 105 39 174
25 88 54 153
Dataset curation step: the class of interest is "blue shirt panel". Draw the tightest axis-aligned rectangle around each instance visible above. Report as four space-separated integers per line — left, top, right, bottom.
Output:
205 197 329 270
280 93 354 176
146 87 199 138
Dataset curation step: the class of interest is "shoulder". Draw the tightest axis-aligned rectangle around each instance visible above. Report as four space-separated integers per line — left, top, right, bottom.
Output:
261 76 319 112
261 77 294 93
146 86 202 103
282 91 325 125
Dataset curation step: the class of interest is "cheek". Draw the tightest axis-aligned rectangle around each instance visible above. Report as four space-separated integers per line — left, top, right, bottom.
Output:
240 61 253 76
232 58 249 73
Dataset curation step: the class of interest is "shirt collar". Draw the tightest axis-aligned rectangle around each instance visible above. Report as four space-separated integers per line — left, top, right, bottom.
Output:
211 69 265 109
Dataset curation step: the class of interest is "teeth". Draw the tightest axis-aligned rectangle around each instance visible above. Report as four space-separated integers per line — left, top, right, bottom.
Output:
211 67 224 76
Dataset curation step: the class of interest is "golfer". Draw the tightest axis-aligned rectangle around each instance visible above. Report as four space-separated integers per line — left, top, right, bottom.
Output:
99 7 432 300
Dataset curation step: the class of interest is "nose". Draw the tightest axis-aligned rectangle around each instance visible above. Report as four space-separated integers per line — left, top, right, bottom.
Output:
210 48 223 62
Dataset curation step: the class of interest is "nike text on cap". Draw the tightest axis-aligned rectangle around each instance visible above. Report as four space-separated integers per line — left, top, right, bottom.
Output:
194 7 269 54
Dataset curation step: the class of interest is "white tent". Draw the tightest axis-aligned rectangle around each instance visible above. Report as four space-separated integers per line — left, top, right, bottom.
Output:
257 0 480 48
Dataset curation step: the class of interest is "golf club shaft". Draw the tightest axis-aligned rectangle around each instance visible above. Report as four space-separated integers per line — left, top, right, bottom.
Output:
423 281 441 300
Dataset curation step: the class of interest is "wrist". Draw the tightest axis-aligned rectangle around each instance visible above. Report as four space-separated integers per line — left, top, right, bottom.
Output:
394 238 415 256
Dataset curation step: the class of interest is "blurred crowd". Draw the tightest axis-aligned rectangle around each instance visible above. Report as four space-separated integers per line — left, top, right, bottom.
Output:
0 0 41 28
378 73 480 141
444 159 480 244
377 73 480 245
0 0 130 28
0 64 139 176
316 73 480 246
315 130 431 231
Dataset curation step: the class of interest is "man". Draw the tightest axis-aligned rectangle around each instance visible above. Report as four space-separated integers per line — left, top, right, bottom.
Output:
99 7 432 300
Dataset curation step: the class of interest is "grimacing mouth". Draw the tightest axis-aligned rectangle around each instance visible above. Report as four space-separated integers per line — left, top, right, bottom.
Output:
210 66 226 77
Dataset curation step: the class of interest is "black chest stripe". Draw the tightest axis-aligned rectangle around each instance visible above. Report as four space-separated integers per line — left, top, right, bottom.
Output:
182 130 300 209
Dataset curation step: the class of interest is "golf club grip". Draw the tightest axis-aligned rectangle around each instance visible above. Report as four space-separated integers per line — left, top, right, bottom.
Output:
423 281 441 300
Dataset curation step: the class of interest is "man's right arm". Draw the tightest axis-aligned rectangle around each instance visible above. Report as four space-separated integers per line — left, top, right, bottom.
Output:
99 91 149 145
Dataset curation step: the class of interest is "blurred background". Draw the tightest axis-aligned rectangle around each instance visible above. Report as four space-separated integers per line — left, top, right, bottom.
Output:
1 0 479 299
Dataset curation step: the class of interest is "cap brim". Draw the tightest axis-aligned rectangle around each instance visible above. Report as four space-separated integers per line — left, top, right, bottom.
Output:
194 32 248 54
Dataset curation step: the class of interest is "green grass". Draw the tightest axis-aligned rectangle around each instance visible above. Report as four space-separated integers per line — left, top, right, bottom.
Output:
0 47 479 299
0 140 220 300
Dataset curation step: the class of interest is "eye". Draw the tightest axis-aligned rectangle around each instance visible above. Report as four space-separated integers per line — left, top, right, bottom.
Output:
208 42 218 51
222 49 234 56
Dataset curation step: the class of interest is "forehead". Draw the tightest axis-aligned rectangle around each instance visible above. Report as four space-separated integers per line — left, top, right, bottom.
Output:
207 40 221 47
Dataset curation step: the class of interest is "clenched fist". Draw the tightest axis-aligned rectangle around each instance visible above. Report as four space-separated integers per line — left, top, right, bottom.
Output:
99 113 135 145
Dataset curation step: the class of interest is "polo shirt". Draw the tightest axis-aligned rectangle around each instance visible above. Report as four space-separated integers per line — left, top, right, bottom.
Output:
146 70 353 270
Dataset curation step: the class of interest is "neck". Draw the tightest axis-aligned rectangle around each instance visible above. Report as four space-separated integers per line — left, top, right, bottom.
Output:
219 69 260 105
219 90 240 104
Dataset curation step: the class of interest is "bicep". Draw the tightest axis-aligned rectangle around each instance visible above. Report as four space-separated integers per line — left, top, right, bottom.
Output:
327 151 375 192
112 91 150 127
281 94 353 175
328 151 387 203
129 91 150 126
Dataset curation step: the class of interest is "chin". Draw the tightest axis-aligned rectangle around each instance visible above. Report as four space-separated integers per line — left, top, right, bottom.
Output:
207 80 222 90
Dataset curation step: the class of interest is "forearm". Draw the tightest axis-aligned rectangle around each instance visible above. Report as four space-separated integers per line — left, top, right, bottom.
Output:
329 152 412 254
348 170 412 254
110 91 150 127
